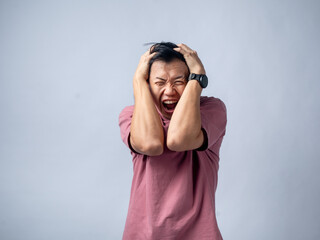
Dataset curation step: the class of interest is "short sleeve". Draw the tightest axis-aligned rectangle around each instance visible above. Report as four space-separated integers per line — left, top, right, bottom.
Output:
118 105 137 154
199 97 227 150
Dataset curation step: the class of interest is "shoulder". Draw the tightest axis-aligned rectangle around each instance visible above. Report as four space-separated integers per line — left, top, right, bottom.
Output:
119 105 134 127
200 96 227 131
119 105 134 118
199 96 227 149
200 96 227 113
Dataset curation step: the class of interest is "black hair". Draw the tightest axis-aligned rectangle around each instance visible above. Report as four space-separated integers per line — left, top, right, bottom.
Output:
145 42 189 79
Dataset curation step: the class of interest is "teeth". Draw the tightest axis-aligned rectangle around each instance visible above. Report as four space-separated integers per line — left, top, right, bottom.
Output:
163 100 177 104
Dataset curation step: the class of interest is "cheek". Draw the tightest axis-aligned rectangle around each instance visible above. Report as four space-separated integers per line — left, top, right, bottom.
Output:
149 86 162 101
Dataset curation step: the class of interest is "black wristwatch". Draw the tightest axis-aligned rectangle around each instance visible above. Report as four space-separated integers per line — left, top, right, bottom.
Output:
188 73 208 88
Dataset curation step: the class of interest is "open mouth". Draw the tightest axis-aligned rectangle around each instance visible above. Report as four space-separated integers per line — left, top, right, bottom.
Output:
162 100 178 112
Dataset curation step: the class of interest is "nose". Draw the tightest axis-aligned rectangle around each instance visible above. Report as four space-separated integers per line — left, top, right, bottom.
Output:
163 84 176 96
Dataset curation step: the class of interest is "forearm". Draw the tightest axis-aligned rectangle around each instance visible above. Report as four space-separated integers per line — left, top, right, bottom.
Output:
167 80 203 151
131 79 164 155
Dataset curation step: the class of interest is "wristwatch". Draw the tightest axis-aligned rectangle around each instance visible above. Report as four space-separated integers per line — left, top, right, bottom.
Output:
188 73 208 88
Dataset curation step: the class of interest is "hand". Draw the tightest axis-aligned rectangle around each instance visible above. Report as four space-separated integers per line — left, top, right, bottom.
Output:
133 48 157 83
173 43 206 75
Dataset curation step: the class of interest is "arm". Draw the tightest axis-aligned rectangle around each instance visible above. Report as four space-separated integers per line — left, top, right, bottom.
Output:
130 50 164 156
167 44 206 152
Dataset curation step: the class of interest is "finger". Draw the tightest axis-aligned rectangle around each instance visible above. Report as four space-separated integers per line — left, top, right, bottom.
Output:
175 44 197 57
141 52 157 65
143 49 151 56
142 50 157 59
173 46 189 55
143 46 155 54
147 52 157 59
177 43 193 52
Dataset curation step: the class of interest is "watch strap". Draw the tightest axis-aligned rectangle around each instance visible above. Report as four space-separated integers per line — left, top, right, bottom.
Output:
188 73 208 88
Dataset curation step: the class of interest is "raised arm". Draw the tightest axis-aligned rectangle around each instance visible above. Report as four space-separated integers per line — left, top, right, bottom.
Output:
167 44 206 152
130 49 164 156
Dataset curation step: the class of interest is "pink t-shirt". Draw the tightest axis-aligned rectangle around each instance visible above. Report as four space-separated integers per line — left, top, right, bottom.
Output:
119 96 227 240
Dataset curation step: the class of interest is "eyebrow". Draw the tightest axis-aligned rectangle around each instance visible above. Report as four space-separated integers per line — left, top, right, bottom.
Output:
155 76 185 81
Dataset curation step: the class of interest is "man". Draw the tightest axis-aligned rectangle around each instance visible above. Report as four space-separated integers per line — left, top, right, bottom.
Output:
119 42 227 240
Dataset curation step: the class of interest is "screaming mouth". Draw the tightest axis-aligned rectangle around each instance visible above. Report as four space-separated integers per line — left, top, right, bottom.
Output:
162 100 178 111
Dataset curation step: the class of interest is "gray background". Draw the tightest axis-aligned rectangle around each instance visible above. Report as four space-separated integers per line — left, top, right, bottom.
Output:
1 0 319 239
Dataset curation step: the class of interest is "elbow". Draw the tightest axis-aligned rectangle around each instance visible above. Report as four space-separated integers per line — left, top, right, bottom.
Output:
135 140 164 156
167 135 185 152
167 130 203 152
143 141 164 156
131 134 164 156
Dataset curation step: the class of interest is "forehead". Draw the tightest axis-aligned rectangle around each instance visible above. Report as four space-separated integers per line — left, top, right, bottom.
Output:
150 59 189 78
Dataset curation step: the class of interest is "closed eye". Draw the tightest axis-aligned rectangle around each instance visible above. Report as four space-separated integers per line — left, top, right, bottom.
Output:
174 80 186 85
155 81 165 86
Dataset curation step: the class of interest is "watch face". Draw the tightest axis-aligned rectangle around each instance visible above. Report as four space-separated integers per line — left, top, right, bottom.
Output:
200 75 208 88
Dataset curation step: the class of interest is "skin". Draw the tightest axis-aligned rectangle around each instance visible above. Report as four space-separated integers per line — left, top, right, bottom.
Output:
149 59 189 120
130 50 164 156
130 43 206 155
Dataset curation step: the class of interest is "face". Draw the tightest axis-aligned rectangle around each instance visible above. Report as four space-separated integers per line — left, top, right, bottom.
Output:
149 59 189 119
